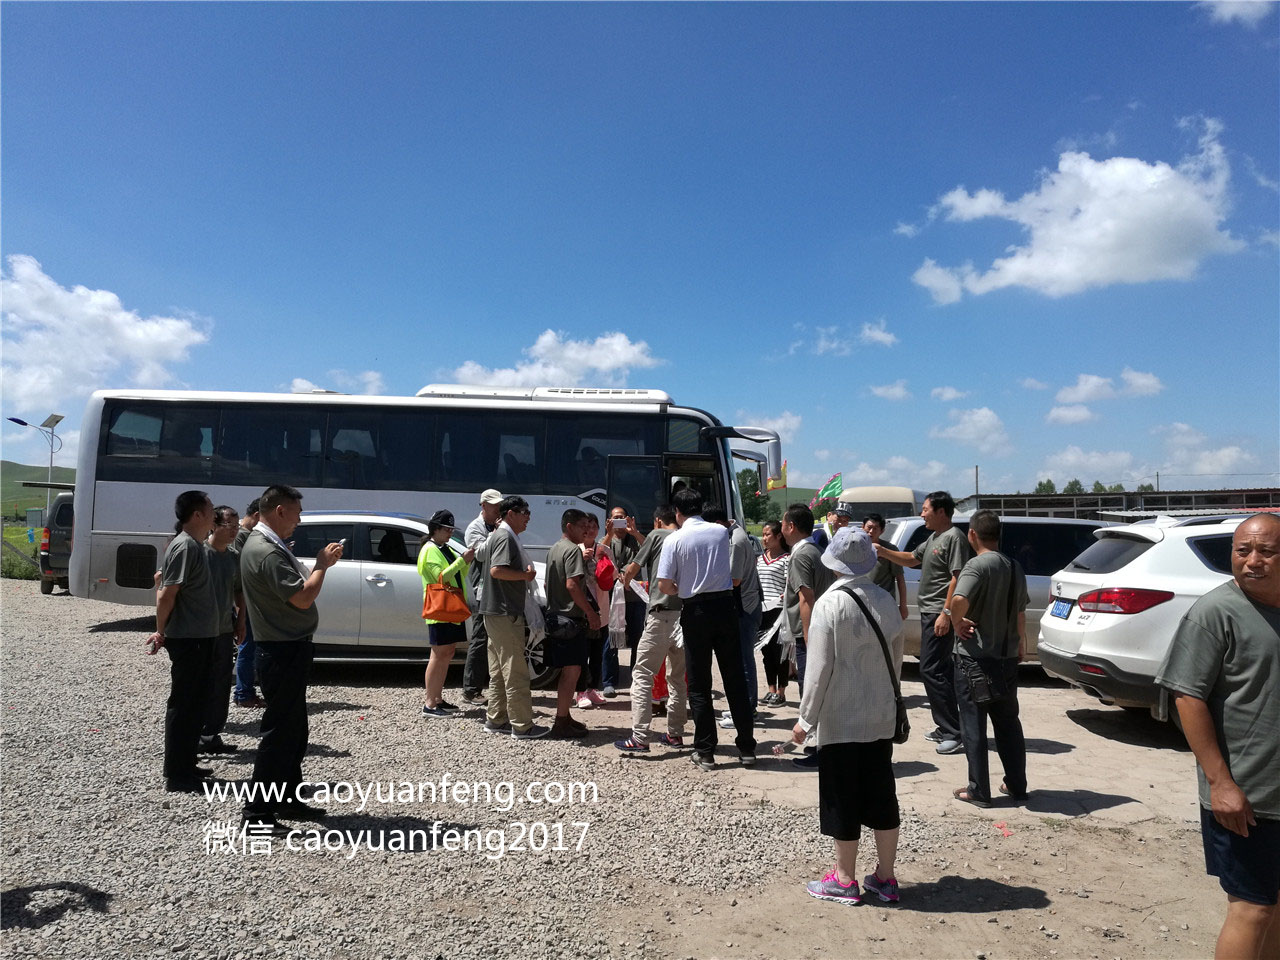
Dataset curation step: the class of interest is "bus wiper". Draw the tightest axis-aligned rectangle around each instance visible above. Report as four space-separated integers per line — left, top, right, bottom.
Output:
1069 561 1091 570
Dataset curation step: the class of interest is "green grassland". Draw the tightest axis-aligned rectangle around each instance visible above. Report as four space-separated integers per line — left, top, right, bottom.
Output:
2 460 75 519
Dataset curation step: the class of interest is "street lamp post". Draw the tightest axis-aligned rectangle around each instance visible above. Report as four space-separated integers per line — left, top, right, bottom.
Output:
7 414 64 518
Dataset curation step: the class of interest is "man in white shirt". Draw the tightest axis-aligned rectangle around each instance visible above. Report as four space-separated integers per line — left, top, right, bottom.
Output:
656 489 755 770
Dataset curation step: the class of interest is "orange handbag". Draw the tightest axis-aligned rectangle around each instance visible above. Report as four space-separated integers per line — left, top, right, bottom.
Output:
422 575 469 623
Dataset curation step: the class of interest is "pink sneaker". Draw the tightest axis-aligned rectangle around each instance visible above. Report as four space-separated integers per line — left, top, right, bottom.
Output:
586 689 606 706
576 694 594 709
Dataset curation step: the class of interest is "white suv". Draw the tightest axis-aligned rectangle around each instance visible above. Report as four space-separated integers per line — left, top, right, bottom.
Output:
1036 515 1245 722
288 512 555 687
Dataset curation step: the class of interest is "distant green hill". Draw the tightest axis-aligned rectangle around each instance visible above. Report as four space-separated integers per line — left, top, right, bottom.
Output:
2 460 76 519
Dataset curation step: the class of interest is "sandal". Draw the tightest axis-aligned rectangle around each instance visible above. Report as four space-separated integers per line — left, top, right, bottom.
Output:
953 786 992 808
999 782 1027 802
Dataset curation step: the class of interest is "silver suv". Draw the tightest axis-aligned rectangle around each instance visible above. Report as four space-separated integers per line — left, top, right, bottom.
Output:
289 512 555 687
879 514 1106 661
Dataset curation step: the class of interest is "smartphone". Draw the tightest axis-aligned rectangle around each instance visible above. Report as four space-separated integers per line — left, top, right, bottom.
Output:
338 538 347 549
612 518 627 530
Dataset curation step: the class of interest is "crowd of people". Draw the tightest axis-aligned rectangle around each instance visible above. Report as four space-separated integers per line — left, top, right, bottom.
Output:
146 484 1280 947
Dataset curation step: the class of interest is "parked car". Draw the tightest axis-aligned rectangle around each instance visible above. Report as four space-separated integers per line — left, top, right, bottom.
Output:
879 514 1106 661
1037 514 1245 723
39 492 74 595
289 511 556 687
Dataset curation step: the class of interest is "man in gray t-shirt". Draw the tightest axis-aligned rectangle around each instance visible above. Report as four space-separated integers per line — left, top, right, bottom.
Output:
877 491 973 754
1157 514 1280 945
479 496 545 739
148 491 219 791
950 512 1029 806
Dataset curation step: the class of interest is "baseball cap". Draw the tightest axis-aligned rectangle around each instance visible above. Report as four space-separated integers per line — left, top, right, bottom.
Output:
479 489 504 505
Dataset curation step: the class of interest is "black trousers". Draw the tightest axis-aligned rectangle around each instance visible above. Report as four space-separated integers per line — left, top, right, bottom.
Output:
680 592 756 757
201 632 235 741
463 614 489 697
919 617 961 741
759 609 789 689
247 639 314 814
163 636 214 779
955 656 1026 802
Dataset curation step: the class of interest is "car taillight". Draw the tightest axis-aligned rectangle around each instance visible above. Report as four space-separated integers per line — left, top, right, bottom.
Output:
1077 587 1174 614
40 528 50 551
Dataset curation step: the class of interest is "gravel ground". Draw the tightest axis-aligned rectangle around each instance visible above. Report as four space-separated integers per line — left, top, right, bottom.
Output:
2 579 1219 959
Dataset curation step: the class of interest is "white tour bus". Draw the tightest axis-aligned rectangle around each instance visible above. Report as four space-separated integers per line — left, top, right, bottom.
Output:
835 485 928 522
70 384 782 605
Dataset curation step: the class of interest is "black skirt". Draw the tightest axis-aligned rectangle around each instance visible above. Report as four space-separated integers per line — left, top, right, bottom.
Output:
818 739 900 838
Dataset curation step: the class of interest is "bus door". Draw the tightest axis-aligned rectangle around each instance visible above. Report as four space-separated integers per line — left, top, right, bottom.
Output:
605 453 721 535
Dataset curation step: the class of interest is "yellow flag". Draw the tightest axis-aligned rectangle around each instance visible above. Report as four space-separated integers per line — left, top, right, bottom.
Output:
766 460 788 491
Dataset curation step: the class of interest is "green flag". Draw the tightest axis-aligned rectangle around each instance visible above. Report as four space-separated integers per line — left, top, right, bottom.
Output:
810 473 842 508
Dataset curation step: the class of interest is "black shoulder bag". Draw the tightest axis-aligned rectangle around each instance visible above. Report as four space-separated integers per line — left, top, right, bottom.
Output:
836 585 910 744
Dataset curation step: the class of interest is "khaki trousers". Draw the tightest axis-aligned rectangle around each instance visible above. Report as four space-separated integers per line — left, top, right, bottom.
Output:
483 614 533 732
630 609 688 744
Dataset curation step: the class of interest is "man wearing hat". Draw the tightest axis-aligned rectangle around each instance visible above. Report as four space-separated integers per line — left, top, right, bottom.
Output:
789 526 906 906
461 489 504 705
417 509 476 717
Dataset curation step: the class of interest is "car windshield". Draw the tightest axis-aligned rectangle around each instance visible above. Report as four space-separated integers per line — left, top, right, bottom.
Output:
1067 535 1153 574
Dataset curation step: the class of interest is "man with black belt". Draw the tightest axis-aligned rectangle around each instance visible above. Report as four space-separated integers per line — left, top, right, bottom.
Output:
239 484 342 833
704 506 763 728
461 488 503 705
656 489 755 770
875 490 971 756
147 490 219 793
948 510 1029 807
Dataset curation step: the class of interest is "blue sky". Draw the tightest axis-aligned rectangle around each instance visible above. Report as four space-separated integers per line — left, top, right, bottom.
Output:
3 1 1277 493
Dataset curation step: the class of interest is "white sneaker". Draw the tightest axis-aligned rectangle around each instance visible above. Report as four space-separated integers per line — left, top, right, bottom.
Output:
576 695 594 710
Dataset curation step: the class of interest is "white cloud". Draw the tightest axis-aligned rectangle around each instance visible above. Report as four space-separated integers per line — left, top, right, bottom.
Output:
1 254 208 419
1040 445 1134 481
1046 404 1096 425
912 118 1242 303
893 221 920 238
290 378 322 393
452 329 661 388
869 380 912 401
1260 230 1280 248
813 326 852 356
930 386 969 402
929 407 1012 456
1055 368 1163 403
1196 0 1276 27
843 457 951 488
859 319 899 348
1056 373 1115 404
1119 366 1164 396
330 369 386 394
1245 155 1279 192
1020 377 1049 390
1156 421 1257 479
737 410 803 443
813 449 831 462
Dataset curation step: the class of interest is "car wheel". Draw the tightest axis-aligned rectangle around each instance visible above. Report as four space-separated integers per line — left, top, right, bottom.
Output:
40 578 54 595
525 629 560 690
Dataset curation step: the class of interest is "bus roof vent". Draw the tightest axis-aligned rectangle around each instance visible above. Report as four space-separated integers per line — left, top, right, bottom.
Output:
532 387 672 403
415 384 673 403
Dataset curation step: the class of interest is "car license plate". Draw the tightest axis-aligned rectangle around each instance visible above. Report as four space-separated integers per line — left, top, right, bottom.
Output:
1050 598 1072 619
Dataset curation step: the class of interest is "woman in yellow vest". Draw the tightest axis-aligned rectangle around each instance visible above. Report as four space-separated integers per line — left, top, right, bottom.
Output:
417 510 474 717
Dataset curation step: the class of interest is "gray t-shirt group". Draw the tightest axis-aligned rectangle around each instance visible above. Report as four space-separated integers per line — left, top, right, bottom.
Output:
1157 579 1280 819
953 551 1028 660
913 525 973 615
785 539 836 642
632 528 680 613
161 531 218 639
480 525 528 619
730 524 762 616
546 538 588 621
208 547 240 635
238 529 318 644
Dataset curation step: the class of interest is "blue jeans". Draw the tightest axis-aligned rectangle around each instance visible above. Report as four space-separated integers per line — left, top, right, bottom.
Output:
602 600 646 689
738 605 762 709
234 619 258 702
